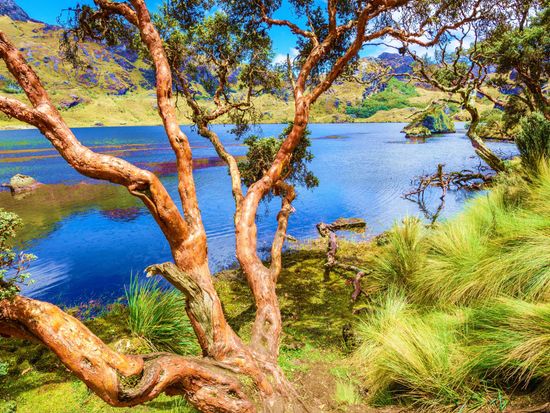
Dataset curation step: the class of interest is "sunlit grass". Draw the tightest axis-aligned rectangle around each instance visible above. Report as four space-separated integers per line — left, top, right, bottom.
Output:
125 276 199 355
353 161 550 409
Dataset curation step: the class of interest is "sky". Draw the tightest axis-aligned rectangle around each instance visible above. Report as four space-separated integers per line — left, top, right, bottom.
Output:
15 0 388 58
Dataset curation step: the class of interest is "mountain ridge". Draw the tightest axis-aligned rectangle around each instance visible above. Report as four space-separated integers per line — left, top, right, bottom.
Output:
0 4 451 128
0 0 40 23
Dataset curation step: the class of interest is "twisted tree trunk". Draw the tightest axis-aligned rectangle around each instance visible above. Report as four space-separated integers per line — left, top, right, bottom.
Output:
464 98 507 172
0 0 473 411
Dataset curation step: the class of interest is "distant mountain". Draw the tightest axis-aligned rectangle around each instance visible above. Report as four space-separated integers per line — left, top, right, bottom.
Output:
0 0 38 22
377 52 414 75
0 3 442 127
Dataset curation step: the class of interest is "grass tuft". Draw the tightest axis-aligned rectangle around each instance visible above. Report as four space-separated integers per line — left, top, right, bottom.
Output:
125 276 199 355
353 161 550 409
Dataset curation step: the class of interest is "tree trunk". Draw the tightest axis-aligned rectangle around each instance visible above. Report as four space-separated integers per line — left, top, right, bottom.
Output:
0 294 305 413
465 102 507 172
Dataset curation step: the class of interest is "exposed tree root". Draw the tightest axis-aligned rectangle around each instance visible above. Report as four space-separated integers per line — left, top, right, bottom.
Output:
316 218 370 301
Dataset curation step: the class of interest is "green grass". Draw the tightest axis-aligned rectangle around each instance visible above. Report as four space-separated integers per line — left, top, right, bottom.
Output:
352 161 550 410
346 78 421 119
125 276 199 355
467 298 550 385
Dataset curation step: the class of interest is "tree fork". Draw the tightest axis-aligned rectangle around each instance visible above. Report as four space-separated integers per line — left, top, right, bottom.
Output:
0 295 255 413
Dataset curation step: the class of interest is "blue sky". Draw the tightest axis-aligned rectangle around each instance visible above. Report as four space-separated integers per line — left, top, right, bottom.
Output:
16 0 386 58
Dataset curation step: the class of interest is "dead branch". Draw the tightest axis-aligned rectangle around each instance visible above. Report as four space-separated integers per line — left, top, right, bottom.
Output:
316 219 370 301
404 163 494 223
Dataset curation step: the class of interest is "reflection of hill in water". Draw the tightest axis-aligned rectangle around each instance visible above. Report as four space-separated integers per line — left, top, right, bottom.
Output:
0 183 138 243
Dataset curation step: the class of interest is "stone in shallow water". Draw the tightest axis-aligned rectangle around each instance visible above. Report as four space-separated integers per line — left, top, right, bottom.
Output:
3 174 41 194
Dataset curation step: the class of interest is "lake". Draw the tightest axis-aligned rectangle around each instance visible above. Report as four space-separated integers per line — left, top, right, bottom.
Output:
0 123 516 304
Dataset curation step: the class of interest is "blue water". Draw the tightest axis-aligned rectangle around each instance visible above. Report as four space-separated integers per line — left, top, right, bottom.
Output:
0 123 516 304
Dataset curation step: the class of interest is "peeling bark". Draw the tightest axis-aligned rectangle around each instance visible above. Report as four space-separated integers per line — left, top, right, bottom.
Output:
0 0 480 411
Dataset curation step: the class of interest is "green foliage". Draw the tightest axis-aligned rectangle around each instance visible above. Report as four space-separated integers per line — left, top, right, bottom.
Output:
516 112 550 175
0 362 8 377
402 105 455 137
125 276 199 355
482 7 550 116
0 209 35 300
1 79 22 94
477 104 530 142
353 162 550 409
346 79 420 119
238 123 319 192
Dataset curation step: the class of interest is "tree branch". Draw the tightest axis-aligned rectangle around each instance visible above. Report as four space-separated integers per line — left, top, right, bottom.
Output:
0 295 254 413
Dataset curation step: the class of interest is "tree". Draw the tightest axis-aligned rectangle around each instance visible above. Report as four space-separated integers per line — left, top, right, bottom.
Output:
0 0 501 411
402 24 508 171
480 4 549 120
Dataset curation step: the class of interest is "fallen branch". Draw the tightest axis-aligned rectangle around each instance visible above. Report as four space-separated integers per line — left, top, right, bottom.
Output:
316 218 370 301
404 163 494 223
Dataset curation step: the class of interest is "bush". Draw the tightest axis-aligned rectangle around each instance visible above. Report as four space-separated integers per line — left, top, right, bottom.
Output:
516 112 550 174
125 276 199 355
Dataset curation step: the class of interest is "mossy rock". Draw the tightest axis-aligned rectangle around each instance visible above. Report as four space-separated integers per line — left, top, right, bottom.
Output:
3 174 40 194
402 106 455 138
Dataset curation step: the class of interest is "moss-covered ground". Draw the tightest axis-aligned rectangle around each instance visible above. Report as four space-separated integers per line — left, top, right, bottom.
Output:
0 238 383 413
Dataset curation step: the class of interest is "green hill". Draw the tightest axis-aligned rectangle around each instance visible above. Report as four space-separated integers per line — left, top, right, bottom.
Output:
0 11 491 129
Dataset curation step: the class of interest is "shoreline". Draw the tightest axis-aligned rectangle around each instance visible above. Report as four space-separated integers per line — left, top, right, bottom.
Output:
0 119 411 131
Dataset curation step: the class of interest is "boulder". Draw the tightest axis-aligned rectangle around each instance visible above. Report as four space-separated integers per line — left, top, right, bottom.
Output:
2 174 41 194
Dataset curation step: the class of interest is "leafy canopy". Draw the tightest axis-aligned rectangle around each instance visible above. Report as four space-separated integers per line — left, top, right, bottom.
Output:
238 123 319 194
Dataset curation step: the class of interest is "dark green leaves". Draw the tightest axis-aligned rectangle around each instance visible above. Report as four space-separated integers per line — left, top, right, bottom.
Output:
238 123 318 195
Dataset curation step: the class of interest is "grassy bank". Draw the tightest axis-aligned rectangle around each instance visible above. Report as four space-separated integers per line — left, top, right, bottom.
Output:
0 238 378 413
351 161 550 411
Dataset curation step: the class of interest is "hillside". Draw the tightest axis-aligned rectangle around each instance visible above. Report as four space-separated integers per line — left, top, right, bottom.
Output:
0 5 486 128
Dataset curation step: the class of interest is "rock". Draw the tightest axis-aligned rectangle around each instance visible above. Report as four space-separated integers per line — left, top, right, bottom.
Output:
402 106 456 138
2 174 41 194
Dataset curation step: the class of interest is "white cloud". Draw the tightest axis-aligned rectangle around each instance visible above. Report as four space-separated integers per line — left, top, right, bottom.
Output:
273 48 299 65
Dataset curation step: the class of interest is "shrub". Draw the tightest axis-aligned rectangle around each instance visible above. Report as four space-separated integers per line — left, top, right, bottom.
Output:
125 276 199 355
516 112 550 175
